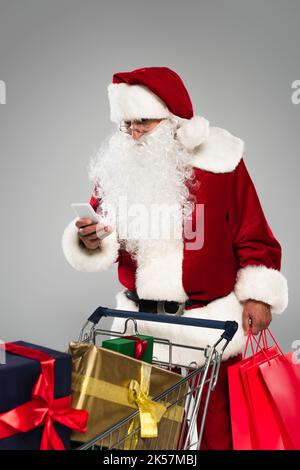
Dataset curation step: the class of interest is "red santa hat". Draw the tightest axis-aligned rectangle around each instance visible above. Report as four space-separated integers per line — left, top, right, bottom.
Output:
107 66 210 151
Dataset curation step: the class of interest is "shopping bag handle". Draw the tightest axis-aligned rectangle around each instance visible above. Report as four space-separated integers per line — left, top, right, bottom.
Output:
243 327 284 361
87 306 238 342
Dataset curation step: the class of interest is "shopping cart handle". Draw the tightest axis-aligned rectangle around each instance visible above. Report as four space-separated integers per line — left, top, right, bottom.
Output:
87 306 238 342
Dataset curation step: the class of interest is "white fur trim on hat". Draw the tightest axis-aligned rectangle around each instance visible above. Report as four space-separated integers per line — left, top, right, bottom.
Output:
113 290 246 367
176 116 210 151
62 218 120 272
234 265 288 314
107 83 171 123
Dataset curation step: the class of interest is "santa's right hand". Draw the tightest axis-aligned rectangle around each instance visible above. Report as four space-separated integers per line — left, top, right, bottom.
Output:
76 218 113 250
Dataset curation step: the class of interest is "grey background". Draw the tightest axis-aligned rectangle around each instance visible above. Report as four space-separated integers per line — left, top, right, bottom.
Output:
0 0 299 352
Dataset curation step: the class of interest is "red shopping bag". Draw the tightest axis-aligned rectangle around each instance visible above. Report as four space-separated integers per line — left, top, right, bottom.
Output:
239 336 285 449
228 331 280 450
259 345 300 450
228 356 256 449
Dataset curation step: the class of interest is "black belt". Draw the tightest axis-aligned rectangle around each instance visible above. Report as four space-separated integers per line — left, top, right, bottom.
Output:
124 289 205 315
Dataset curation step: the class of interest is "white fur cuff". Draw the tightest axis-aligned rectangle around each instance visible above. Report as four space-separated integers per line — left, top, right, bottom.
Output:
62 218 120 272
234 265 288 314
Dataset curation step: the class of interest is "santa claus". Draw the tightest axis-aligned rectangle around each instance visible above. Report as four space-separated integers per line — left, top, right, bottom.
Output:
62 67 288 449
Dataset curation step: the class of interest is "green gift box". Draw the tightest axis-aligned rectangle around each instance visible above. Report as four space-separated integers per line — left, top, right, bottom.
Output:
101 335 153 363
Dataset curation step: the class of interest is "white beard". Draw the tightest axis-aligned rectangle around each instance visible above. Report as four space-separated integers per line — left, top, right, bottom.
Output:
89 118 197 263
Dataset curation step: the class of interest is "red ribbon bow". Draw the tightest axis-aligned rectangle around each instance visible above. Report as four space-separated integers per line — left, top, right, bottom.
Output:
0 343 88 450
124 336 148 360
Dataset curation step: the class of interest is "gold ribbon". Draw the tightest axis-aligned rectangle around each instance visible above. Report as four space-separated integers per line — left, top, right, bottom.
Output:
72 361 185 449
125 364 167 449
71 372 184 422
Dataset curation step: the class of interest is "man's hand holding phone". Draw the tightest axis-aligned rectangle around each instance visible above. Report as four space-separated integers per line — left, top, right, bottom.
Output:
76 219 113 250
71 203 113 250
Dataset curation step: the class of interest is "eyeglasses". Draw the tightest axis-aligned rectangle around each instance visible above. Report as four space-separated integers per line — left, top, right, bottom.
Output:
119 118 165 135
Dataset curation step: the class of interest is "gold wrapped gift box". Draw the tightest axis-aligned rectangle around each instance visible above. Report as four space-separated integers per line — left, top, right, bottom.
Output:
69 342 187 450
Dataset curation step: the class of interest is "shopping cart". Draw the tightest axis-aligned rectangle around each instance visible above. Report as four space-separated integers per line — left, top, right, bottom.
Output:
75 306 238 451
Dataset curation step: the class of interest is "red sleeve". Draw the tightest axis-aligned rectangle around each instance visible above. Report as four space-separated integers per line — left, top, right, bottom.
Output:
228 158 281 271
89 186 101 212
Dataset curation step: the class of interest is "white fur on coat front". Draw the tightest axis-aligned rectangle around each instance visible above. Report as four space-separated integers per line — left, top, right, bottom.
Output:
113 290 246 367
62 218 120 272
135 239 188 303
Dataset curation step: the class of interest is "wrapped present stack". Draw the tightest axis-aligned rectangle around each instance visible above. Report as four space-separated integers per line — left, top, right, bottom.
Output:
0 341 88 450
69 341 187 450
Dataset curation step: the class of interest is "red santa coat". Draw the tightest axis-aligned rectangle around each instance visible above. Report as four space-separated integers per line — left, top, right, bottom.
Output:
62 127 288 366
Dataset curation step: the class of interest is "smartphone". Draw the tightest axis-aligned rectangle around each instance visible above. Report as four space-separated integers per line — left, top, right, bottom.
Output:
71 203 113 240
71 203 101 223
